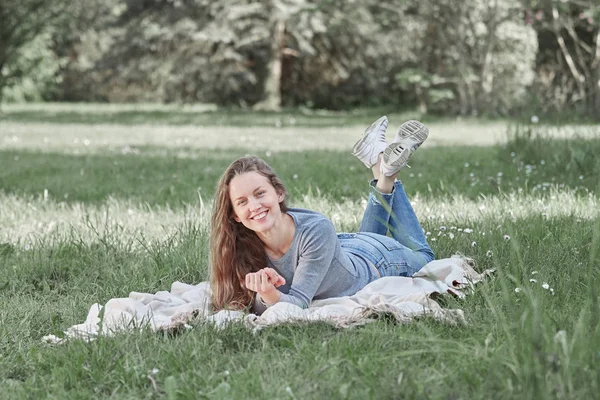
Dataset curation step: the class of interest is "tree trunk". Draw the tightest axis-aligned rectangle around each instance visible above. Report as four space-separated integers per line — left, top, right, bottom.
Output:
590 29 600 117
254 19 285 111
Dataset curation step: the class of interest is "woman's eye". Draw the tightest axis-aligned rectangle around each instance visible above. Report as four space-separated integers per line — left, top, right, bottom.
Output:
238 200 247 206
257 191 265 196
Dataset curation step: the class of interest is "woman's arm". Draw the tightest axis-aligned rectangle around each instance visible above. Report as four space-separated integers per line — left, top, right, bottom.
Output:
277 219 337 308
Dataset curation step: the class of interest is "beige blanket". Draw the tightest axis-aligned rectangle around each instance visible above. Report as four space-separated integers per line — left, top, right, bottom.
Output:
42 255 493 344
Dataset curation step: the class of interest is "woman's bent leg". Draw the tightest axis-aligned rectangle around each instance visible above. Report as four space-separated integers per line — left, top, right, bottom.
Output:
388 181 434 262
358 180 392 236
359 180 433 263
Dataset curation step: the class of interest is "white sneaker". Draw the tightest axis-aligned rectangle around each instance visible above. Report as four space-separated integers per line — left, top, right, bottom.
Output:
351 116 389 168
380 120 429 176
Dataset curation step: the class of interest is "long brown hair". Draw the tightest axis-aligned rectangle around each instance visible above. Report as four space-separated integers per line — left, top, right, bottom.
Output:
209 156 288 311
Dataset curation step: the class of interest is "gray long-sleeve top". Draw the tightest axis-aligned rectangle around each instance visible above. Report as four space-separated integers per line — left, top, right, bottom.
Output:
254 208 379 312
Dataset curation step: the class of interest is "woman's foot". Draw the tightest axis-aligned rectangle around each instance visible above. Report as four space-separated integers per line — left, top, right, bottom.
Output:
380 120 429 176
351 116 389 168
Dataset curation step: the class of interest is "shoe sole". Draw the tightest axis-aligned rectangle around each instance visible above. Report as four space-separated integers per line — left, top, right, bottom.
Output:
395 120 429 151
351 116 388 156
381 143 410 176
381 120 429 175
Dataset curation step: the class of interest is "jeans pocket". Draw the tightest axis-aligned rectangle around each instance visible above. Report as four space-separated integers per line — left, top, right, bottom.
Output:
357 232 402 252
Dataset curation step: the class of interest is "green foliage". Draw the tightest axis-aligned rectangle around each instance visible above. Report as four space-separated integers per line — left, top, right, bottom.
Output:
0 0 72 102
2 0 599 118
1 30 66 102
399 0 538 116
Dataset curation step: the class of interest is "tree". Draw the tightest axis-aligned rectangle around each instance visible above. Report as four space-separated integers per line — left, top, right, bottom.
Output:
397 0 537 116
524 0 600 117
0 0 71 103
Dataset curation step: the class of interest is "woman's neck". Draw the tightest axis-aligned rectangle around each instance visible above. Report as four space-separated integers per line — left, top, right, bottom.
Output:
257 212 295 260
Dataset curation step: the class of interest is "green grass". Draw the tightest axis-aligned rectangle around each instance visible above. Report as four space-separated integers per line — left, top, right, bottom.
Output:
0 107 599 399
1 136 598 206
0 103 407 127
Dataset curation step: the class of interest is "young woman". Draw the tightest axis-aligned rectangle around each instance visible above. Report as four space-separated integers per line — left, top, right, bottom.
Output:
209 116 434 313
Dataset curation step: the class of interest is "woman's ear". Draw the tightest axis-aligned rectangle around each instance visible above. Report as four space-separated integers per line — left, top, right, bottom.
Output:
278 191 286 202
233 214 241 223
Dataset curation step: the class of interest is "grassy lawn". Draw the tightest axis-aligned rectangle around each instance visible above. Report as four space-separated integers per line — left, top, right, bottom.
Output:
1 105 599 399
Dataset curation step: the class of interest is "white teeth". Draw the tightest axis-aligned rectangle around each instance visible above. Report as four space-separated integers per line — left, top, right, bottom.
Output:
252 211 267 220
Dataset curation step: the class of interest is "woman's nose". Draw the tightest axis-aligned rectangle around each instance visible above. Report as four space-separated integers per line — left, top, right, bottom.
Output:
248 197 261 211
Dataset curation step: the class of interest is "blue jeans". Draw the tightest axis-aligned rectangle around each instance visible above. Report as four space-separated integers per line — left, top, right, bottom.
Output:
339 180 434 277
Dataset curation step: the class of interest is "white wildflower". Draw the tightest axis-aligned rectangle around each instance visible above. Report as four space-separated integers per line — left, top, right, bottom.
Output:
471 241 477 247
529 279 537 283
541 283 550 290
486 250 493 258
463 228 473 233
514 288 521 293
504 235 511 240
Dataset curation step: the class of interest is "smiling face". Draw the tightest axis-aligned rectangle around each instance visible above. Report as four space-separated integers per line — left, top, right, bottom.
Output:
229 171 286 233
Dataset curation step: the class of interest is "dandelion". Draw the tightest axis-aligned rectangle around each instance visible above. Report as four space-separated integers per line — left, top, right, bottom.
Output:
541 283 550 290
510 152 516 157
531 115 539 124
514 288 521 293
448 233 455 239
151 368 159 375
265 151 272 157
540 160 545 165
529 279 537 283
504 235 511 240
425 231 431 236
464 163 470 168
579 175 584 180
463 228 473 233
431 238 437 242
293 174 298 180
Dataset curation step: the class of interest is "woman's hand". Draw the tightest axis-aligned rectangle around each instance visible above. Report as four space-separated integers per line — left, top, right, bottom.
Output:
245 268 285 293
